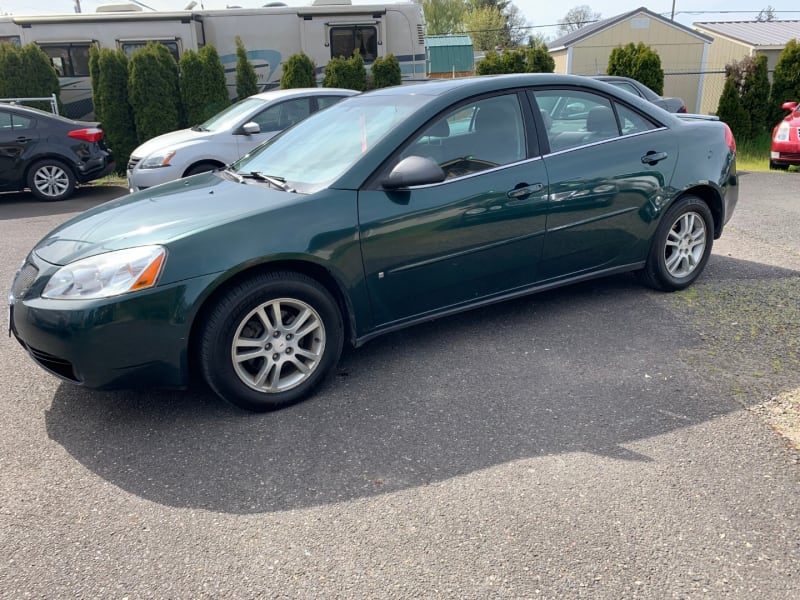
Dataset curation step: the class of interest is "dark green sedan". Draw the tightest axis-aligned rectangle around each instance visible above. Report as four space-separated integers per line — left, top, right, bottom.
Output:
9 74 738 411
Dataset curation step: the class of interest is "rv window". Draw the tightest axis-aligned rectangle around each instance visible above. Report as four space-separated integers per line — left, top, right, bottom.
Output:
120 40 181 63
330 26 377 62
40 44 92 77
0 36 20 46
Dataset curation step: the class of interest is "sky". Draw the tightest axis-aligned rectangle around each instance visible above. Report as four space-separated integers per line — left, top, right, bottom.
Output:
1 0 798 41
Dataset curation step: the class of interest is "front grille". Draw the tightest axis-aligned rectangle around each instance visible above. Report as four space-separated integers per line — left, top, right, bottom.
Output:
127 156 141 171
11 262 38 300
27 345 79 382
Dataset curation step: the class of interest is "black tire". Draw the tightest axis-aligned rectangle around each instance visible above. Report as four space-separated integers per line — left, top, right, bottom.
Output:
638 195 714 292
26 159 76 201
769 160 789 171
200 271 343 412
184 162 221 177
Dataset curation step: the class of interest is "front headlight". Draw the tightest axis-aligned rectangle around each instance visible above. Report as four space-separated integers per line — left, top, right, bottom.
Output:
140 149 177 169
42 246 166 300
775 122 790 142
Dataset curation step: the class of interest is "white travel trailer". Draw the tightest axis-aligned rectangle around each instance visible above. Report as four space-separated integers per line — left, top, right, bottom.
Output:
0 0 426 119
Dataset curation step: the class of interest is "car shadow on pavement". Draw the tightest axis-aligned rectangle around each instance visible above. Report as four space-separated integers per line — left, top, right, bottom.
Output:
44 261 795 515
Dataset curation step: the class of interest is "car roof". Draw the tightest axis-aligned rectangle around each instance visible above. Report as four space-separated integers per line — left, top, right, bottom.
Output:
249 87 360 102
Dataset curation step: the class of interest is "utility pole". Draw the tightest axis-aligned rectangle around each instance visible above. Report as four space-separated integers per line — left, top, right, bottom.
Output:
74 0 81 13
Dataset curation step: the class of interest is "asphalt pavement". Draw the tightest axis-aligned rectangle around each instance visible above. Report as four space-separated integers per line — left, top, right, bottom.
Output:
0 173 798 598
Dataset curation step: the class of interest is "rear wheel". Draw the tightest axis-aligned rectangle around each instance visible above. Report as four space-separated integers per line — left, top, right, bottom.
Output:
638 196 713 292
27 159 76 201
200 271 344 412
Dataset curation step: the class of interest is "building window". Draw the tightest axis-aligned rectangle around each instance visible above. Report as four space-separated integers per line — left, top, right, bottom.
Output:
330 26 377 62
0 36 21 46
119 40 181 62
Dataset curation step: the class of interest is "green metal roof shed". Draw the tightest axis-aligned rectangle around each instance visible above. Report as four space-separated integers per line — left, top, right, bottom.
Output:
426 35 474 75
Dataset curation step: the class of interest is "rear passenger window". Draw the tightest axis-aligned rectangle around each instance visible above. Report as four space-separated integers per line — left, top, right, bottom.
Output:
534 89 618 152
615 103 657 135
400 93 526 179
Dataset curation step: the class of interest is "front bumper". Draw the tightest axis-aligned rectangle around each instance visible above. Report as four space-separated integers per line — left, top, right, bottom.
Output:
9 253 217 390
127 163 183 192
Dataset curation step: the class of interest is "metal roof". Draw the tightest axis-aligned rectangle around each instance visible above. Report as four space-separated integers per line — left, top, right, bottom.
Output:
693 20 800 48
425 35 473 48
548 6 712 51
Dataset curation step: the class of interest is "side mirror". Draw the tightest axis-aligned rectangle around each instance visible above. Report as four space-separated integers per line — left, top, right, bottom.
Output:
382 156 445 189
782 101 798 112
241 122 261 135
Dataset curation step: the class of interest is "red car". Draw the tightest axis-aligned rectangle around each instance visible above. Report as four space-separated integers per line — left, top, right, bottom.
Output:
770 101 800 170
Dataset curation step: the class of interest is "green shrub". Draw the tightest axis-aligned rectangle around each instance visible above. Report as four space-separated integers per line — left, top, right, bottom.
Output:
96 49 137 174
128 42 181 142
717 74 751 142
322 51 367 91
768 39 800 127
607 42 664 95
370 53 401 88
0 42 60 112
235 36 259 100
89 45 102 120
281 52 316 88
475 50 504 75
740 54 771 136
526 40 555 73
199 45 230 117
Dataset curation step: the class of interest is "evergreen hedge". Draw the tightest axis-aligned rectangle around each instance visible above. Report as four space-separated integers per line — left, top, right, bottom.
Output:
768 39 800 127
0 42 60 112
607 42 664 95
322 51 367 91
96 48 137 174
370 54 401 88
235 36 259 100
128 42 181 142
716 74 751 142
281 52 316 88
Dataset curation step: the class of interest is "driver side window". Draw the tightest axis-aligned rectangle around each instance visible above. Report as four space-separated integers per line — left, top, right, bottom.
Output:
400 93 526 180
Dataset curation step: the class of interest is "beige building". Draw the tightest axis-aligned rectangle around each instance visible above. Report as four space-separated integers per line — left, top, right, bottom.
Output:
693 20 800 114
548 7 712 113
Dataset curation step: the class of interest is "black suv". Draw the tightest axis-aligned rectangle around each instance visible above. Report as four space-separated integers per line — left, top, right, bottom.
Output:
0 103 115 201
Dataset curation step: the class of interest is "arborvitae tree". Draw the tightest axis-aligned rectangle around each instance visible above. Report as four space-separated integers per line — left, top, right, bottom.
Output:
370 53 402 88
475 50 505 75
96 49 137 174
198 45 230 117
607 42 664 95
179 49 206 126
717 75 751 142
740 54 771 136
235 36 259 99
89 45 102 121
322 51 367 91
501 48 526 73
768 39 800 127
281 52 316 88
128 42 181 142
526 39 555 73
0 43 60 112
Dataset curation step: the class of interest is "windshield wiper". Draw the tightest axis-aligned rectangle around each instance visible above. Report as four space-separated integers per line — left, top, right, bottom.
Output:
221 167 243 183
191 124 208 132
240 171 295 192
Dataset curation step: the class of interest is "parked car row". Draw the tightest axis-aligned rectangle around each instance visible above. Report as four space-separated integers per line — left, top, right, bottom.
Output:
10 73 739 413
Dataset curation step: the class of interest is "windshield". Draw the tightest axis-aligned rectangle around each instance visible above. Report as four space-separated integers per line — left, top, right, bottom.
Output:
199 97 266 131
231 93 430 194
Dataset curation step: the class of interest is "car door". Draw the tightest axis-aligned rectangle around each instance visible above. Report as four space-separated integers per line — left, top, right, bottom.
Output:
0 109 38 191
357 92 549 326
532 88 679 281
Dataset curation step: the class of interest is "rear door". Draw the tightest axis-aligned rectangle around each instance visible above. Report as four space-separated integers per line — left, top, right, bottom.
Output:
532 87 679 281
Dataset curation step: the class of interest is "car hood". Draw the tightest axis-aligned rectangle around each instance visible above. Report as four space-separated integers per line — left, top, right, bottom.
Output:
34 173 296 266
131 127 214 157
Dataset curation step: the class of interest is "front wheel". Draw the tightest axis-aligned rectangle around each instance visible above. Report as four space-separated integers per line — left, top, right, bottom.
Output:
200 272 343 411
638 196 713 292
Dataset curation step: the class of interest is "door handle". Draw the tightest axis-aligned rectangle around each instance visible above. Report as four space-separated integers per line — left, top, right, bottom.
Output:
507 182 544 199
641 151 668 165
15 137 32 143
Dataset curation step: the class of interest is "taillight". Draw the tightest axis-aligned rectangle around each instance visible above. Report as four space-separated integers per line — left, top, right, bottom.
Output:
68 128 104 143
722 123 736 153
